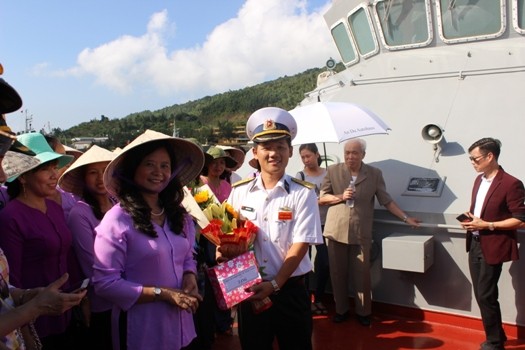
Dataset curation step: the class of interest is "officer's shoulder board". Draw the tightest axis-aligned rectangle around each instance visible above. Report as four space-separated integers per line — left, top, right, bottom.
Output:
232 177 256 188
291 177 315 190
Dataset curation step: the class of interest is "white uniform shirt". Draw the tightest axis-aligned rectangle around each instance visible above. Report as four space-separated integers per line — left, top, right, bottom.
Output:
228 174 323 280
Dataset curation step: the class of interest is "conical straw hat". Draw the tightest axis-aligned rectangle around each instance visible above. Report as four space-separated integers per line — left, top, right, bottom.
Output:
3 151 41 182
103 129 205 198
59 145 115 196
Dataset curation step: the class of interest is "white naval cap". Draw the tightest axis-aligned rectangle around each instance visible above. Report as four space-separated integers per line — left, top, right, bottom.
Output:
246 107 298 143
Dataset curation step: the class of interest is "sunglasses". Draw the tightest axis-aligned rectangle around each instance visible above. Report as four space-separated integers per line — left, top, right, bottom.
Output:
468 154 486 163
0 128 16 156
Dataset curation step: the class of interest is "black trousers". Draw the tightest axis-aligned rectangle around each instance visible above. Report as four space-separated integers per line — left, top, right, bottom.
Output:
89 310 112 350
468 238 506 346
238 276 312 350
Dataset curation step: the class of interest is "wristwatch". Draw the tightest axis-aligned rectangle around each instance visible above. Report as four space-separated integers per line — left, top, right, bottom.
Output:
153 287 162 299
489 222 495 231
270 279 280 294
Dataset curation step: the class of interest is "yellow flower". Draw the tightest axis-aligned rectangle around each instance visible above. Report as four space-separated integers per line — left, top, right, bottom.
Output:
194 191 210 204
224 203 238 220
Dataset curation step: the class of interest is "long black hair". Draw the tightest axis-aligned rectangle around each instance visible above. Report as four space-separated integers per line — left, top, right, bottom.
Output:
116 140 187 237
81 167 106 220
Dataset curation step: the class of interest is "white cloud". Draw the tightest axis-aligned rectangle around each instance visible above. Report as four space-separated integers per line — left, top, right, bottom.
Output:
60 0 337 99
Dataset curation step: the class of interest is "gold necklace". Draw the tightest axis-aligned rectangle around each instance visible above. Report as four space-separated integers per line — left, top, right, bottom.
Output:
151 208 165 216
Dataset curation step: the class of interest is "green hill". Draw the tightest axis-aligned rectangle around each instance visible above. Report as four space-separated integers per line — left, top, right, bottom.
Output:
54 66 334 149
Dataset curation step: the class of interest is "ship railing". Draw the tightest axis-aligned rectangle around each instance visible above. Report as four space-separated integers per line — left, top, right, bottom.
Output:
375 219 462 229
375 219 525 232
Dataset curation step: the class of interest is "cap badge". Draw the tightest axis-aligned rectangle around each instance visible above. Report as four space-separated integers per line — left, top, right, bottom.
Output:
263 119 276 131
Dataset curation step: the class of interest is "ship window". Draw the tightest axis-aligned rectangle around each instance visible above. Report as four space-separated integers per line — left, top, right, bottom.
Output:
514 0 525 33
374 0 433 50
330 21 359 65
348 6 379 58
436 0 506 43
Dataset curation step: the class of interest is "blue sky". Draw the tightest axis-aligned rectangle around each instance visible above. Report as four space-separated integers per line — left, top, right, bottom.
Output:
1 0 338 134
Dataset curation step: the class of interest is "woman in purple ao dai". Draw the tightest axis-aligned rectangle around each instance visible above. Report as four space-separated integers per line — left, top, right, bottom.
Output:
92 131 205 350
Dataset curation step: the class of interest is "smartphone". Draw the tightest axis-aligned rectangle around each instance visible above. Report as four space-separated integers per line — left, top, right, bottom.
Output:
456 213 472 222
65 278 90 293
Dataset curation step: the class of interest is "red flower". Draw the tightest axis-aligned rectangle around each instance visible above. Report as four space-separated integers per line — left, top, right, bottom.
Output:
200 219 223 246
201 218 258 259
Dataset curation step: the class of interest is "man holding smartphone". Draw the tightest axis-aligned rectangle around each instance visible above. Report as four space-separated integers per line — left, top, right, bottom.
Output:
461 137 525 350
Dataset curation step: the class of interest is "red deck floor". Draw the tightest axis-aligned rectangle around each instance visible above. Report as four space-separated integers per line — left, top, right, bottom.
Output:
212 297 525 350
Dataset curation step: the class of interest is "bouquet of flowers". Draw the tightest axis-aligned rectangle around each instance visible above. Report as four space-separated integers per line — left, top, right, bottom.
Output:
200 202 258 259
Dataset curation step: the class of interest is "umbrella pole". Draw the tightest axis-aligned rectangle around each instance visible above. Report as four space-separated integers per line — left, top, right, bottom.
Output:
323 143 329 168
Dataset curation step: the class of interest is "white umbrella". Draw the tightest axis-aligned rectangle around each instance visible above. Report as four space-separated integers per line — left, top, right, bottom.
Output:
289 102 391 167
289 102 391 146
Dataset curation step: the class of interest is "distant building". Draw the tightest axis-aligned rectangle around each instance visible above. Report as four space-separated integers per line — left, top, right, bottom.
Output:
209 125 249 146
71 136 109 150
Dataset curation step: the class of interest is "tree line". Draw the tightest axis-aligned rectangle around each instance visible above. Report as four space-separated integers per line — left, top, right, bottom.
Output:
51 66 336 150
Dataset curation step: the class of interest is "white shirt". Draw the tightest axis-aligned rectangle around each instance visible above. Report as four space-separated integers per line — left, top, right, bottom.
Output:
472 175 493 235
228 174 323 279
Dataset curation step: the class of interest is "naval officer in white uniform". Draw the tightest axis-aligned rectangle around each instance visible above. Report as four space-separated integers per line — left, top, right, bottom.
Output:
227 107 323 350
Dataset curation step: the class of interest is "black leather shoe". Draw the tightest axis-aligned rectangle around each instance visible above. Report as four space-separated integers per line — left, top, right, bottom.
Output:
357 315 371 327
479 341 504 350
332 311 350 323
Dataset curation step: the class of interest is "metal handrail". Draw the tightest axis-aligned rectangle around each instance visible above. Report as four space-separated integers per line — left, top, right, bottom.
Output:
374 219 467 230
374 219 525 232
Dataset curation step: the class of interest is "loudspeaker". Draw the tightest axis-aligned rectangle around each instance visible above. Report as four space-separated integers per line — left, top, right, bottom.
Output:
421 124 444 144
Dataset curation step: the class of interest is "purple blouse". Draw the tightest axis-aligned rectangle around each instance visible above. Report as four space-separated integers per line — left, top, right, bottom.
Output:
67 200 114 312
0 198 73 338
200 176 232 203
58 186 79 219
92 205 198 350
0 186 8 210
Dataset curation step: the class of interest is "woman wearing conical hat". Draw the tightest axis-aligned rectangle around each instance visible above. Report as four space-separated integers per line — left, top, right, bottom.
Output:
198 146 238 336
200 146 237 203
216 145 246 184
59 145 117 349
92 130 205 350
44 135 81 220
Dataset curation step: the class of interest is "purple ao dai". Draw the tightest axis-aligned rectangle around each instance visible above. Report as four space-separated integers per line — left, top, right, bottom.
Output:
92 205 197 350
